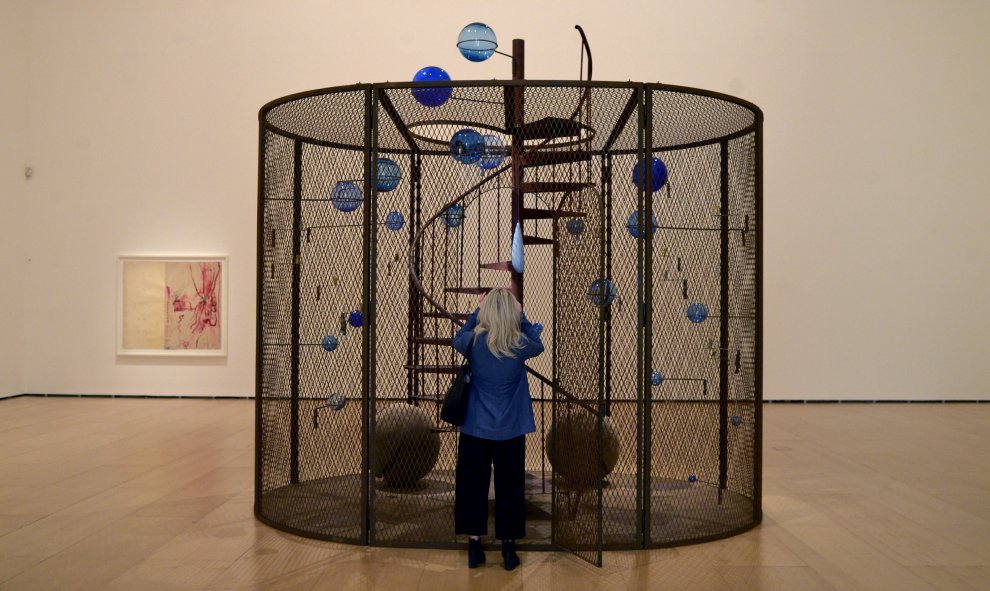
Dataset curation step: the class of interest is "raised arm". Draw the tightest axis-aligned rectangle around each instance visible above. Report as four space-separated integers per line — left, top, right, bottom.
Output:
451 308 480 357
518 312 545 359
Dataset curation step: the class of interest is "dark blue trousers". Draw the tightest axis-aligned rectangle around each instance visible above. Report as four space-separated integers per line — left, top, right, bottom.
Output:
454 433 526 540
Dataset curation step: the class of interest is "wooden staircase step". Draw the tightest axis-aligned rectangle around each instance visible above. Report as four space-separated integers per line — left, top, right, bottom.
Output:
521 182 593 194
480 261 514 271
422 311 471 321
523 235 554 246
521 150 592 168
405 364 460 374
516 117 584 140
411 337 453 346
445 286 494 295
522 208 586 221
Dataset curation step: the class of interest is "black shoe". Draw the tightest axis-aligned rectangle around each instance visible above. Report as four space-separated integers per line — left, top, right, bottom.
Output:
468 538 486 568
501 540 520 571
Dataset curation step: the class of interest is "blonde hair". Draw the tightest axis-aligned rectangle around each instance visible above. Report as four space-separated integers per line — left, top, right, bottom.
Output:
474 288 524 359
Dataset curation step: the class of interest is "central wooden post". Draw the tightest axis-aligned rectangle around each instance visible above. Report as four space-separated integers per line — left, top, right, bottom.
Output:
510 38 525 305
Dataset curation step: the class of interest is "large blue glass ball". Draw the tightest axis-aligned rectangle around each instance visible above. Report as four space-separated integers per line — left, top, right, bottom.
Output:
331 181 363 212
376 158 401 192
566 218 586 236
449 128 485 164
457 22 497 62
411 66 452 108
385 211 405 231
588 279 618 306
477 134 506 170
687 303 709 323
632 157 669 193
651 370 664 386
626 210 659 239
442 204 466 228
348 310 364 328
321 335 340 352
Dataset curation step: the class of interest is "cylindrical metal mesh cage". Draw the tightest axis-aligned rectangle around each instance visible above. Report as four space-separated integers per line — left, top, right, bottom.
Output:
256 81 762 556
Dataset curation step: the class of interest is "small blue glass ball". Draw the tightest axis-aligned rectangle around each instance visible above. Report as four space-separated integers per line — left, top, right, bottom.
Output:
632 157 669 193
457 22 497 62
566 218 586 236
385 211 405 231
376 158 401 192
731 415 742 427
588 279 618 306
348 310 364 328
626 210 659 239
449 128 485 164
327 393 347 411
331 181 363 213
477 135 507 170
688 474 698 483
442 204 466 228
321 335 340 352
411 66 452 108
687 303 709 324
651 370 664 386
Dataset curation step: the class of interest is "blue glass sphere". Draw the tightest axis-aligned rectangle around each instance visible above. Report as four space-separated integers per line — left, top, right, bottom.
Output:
477 135 506 170
651 370 664 386
731 415 742 427
688 474 698 483
376 158 401 192
626 210 659 239
449 128 485 164
566 218 586 236
385 211 405 231
687 303 709 323
321 335 340 352
331 181 363 212
327 393 347 411
411 66 452 108
632 157 669 193
587 279 618 306
442 204 466 228
457 22 497 62
348 310 364 328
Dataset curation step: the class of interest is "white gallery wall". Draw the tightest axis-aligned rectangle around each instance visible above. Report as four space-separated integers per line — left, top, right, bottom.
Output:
7 0 989 399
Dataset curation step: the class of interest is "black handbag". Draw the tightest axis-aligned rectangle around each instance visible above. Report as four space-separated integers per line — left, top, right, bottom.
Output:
440 361 472 426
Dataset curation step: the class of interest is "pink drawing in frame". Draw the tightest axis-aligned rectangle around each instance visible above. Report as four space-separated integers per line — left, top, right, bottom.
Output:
164 261 222 350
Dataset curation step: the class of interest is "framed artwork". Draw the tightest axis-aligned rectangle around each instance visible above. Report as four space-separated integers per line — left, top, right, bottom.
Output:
117 255 228 356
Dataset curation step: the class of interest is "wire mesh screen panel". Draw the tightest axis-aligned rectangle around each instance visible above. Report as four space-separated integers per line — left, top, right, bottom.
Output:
256 81 762 556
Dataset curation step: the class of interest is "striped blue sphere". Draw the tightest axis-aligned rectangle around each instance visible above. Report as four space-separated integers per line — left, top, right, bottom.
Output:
477 135 506 170
457 22 497 62
376 158 401 192
348 310 364 328
327 393 347 411
566 218 586 236
411 66 452 108
385 211 405 231
321 335 340 352
687 303 709 323
588 279 617 306
651 370 664 386
331 181 363 212
449 128 485 164
731 415 742 427
632 157 669 193
626 210 659 239
442 204 466 228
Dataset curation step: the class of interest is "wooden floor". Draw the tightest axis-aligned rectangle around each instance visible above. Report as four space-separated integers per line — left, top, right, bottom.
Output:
0 397 987 590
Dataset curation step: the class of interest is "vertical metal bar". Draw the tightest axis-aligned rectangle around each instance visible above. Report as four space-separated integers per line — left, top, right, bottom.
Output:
550 161 559 544
406 151 417 406
753 115 764 523
718 139 730 501
602 152 613 417
289 138 302 485
640 86 653 547
509 38 525 305
255 120 266 513
362 87 377 544
594 107 607 569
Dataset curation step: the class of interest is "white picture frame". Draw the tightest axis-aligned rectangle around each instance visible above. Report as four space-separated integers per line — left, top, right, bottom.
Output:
117 255 229 356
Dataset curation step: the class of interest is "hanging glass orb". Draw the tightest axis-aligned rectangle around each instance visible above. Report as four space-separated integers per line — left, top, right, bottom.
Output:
385 211 405 231
411 66 452 108
321 335 340 352
477 134 507 170
688 474 698 483
587 278 618 306
327 393 347 411
376 158 401 192
566 218 586 236
331 181 363 212
442 204 466 228
632 156 669 193
651 370 664 386
731 415 743 427
457 22 497 62
449 128 485 164
626 210 659 239
348 310 364 328
687 302 709 323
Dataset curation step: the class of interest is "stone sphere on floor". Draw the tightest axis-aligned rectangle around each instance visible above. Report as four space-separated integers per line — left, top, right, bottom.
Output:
374 404 441 488
545 411 620 488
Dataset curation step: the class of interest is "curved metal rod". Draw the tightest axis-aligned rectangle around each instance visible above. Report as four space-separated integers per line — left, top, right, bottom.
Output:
575 25 593 82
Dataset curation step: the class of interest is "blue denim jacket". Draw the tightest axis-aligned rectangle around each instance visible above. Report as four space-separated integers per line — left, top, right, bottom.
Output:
451 308 545 440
